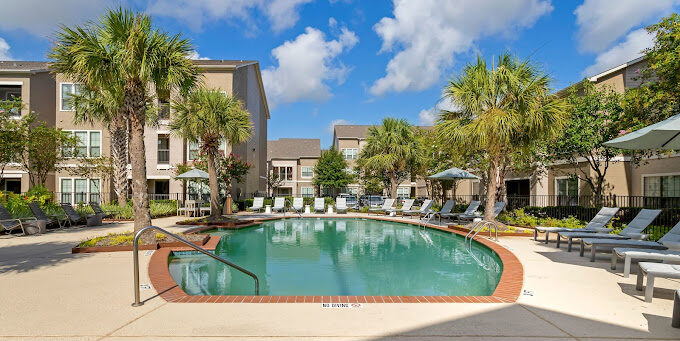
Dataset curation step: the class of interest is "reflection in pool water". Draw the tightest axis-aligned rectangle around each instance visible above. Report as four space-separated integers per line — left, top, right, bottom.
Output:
168 218 502 296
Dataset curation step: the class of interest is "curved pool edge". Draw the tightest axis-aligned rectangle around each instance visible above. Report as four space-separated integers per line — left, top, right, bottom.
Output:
148 216 524 303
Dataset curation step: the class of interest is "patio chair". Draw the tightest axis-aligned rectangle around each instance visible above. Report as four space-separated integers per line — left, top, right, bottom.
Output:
61 203 100 227
612 247 680 278
534 207 619 244
433 200 455 224
403 199 433 218
90 201 116 220
28 202 67 229
291 197 304 213
271 197 285 213
335 197 348 214
580 219 680 262
439 200 480 221
458 201 506 223
314 198 325 213
368 198 395 215
388 199 414 216
248 197 264 213
636 262 680 302
177 199 194 217
0 204 31 236
557 209 661 252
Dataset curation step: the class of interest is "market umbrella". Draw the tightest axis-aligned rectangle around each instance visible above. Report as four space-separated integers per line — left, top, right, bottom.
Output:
175 169 209 201
604 113 680 150
427 167 479 203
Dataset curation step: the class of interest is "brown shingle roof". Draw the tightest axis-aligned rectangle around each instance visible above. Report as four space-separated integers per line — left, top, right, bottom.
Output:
0 61 49 72
267 138 321 161
334 124 433 139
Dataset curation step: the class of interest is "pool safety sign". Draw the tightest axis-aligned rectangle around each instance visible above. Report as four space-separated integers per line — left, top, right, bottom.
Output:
321 303 363 309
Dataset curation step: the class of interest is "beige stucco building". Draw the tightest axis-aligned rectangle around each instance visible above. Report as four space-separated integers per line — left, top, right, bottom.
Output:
0 60 269 202
266 138 320 197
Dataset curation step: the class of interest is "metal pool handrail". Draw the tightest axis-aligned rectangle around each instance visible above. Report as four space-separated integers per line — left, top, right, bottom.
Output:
132 225 259 307
285 199 302 218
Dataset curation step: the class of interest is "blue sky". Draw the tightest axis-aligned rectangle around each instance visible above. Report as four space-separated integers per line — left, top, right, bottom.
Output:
1 0 678 148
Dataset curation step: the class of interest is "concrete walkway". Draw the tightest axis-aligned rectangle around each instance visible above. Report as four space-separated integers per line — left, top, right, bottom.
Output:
0 214 678 340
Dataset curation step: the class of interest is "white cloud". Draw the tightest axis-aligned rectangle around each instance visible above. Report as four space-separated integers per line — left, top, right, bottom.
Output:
575 0 678 53
370 0 552 96
583 28 654 77
187 50 210 60
417 95 457 126
262 26 358 108
0 0 114 37
0 38 12 60
328 119 350 133
147 0 312 33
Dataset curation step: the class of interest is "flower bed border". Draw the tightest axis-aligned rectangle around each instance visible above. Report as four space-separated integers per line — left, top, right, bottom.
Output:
71 235 211 254
148 215 524 303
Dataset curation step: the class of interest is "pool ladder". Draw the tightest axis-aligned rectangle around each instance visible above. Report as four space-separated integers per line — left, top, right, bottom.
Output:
418 210 435 229
132 225 259 307
464 220 500 249
285 199 302 218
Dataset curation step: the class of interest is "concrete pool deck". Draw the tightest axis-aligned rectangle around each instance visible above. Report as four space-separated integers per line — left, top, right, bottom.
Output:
0 214 678 340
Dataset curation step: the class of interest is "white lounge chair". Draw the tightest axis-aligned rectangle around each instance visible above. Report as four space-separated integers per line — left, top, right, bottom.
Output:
314 198 325 213
636 262 680 302
581 220 680 262
291 197 304 213
534 207 619 244
403 199 433 218
248 197 264 213
368 198 394 215
612 247 680 277
388 199 414 216
335 197 348 214
271 197 285 213
557 209 661 252
440 200 479 221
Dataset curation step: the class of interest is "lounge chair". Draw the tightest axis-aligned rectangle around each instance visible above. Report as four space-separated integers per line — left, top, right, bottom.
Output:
534 207 619 244
335 197 348 214
368 198 395 215
557 209 661 252
314 198 325 213
636 262 680 302
388 199 414 216
0 204 32 236
403 199 433 218
612 247 680 278
61 203 100 227
28 202 67 229
433 200 455 224
291 197 304 213
271 197 285 213
459 201 506 222
90 201 115 220
580 220 680 262
440 200 480 222
248 197 264 213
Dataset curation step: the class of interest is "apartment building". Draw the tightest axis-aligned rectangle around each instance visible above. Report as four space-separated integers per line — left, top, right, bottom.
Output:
0 59 269 202
266 138 320 197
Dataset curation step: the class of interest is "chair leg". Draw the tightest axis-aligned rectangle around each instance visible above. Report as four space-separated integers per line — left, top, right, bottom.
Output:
545 231 550 244
556 235 561 248
611 251 618 270
645 275 655 302
580 241 585 257
534 229 538 241
567 238 573 252
590 246 597 262
636 266 644 291
624 256 632 278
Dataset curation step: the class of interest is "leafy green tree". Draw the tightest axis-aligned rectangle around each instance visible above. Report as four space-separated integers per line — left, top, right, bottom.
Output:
356 118 418 198
19 122 78 187
314 148 353 195
437 54 568 221
0 98 29 179
170 89 253 220
50 8 200 231
548 81 626 201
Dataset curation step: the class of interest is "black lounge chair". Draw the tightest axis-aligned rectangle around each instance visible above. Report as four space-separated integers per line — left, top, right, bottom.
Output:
0 204 41 235
28 202 68 229
89 201 115 220
60 203 101 227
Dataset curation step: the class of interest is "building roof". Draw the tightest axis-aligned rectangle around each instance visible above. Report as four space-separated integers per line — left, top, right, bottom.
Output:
192 59 257 67
333 124 433 140
267 138 321 160
0 61 49 73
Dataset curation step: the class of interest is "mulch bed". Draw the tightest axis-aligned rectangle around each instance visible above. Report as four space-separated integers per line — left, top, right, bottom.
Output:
72 233 210 254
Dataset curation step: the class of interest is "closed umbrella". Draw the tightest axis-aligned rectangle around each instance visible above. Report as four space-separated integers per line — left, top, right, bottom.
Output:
604 113 680 150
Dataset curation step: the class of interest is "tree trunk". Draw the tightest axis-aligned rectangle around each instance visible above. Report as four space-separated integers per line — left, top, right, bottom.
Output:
484 160 499 221
126 81 151 232
206 151 220 220
110 110 128 207
389 172 398 198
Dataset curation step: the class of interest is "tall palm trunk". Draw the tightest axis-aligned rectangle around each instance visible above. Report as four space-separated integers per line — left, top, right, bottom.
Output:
126 81 151 232
389 172 398 198
206 151 220 220
484 158 499 221
110 109 128 207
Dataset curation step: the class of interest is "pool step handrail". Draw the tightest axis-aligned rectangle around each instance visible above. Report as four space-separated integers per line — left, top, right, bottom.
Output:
285 199 302 218
465 220 499 249
132 225 259 307
418 210 435 228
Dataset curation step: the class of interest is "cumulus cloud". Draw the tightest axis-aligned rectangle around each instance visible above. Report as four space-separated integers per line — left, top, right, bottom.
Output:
575 0 678 53
147 0 312 33
370 0 552 96
328 119 350 133
0 0 115 37
0 38 12 60
417 95 457 126
187 50 210 60
583 28 654 77
262 26 358 108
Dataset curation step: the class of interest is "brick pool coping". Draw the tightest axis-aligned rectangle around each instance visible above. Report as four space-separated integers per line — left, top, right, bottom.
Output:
148 215 524 303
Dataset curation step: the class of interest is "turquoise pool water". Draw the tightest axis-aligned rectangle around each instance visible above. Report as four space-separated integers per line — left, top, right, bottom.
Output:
168 218 503 296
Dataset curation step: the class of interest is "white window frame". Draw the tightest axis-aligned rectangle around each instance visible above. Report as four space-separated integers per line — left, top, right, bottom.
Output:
187 139 227 161
59 82 82 111
301 187 314 197
301 166 314 179
396 186 410 199
642 172 680 197
157 134 170 165
63 130 102 158
59 177 101 204
272 166 293 181
554 176 580 196
341 148 358 160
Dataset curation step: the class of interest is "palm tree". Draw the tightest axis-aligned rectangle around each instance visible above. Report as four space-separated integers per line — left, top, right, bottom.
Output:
170 89 252 220
70 84 129 207
49 8 200 231
356 118 418 198
437 54 568 221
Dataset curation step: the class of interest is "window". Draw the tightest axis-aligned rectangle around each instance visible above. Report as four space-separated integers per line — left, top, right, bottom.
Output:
158 100 170 120
556 177 579 206
397 187 410 199
60 177 100 204
301 187 314 197
341 148 358 160
63 130 101 158
187 139 227 161
644 175 680 197
60 83 82 111
273 166 293 181
157 135 170 164
301 166 314 178
343 187 358 195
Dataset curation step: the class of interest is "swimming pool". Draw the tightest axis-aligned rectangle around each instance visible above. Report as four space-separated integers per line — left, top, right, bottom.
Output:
168 218 503 297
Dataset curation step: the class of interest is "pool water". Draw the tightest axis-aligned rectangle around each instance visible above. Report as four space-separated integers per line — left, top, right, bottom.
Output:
168 218 503 296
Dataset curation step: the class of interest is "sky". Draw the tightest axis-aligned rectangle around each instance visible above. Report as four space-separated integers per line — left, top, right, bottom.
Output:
1 0 678 148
